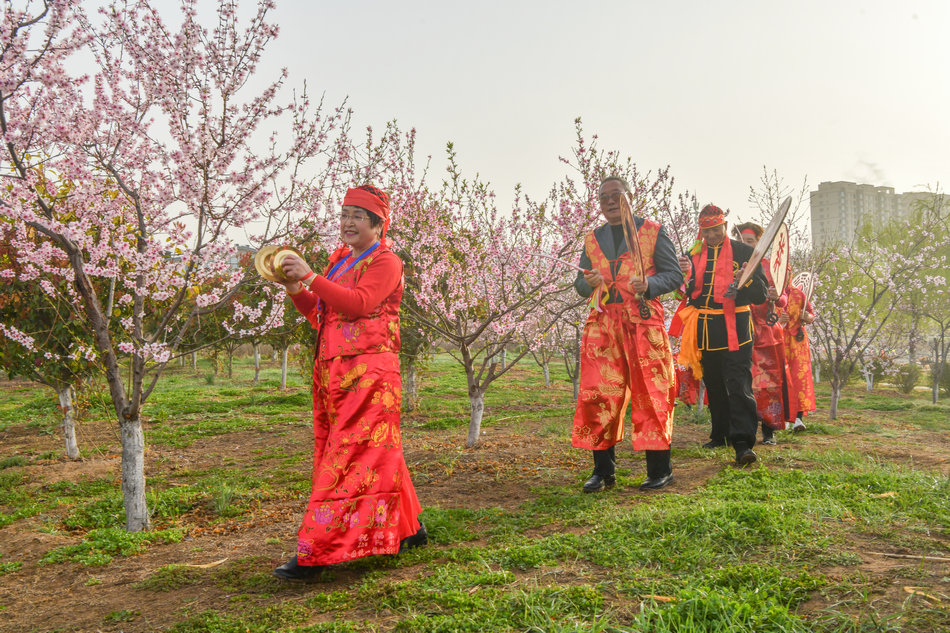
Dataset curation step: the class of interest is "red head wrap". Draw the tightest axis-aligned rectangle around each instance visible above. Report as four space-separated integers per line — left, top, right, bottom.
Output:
740 228 757 236
342 185 391 238
698 204 726 229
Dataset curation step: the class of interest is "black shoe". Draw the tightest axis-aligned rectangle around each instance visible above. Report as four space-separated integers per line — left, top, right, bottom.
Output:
582 474 616 493
735 448 757 466
273 557 323 582
761 436 777 445
702 439 726 449
639 472 673 490
399 523 428 553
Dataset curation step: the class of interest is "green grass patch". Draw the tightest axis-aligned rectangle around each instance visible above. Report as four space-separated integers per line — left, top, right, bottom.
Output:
40 527 186 566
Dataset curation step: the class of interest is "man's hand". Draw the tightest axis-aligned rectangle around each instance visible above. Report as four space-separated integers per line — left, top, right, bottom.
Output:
778 312 790 325
678 256 691 275
629 276 649 295
583 269 604 288
767 286 780 301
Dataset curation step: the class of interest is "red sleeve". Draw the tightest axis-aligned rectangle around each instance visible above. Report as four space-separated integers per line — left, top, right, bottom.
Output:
306 251 402 318
289 288 320 327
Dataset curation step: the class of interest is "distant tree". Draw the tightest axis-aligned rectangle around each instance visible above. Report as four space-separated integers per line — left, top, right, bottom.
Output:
0 239 95 459
811 197 948 417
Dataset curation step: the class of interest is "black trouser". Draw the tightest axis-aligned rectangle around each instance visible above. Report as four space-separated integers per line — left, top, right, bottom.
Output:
592 447 671 478
700 344 757 451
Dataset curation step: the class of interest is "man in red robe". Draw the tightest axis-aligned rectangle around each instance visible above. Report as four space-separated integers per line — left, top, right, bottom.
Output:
572 176 684 492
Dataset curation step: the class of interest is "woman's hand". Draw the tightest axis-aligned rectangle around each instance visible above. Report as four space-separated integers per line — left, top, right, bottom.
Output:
778 312 790 325
280 254 313 281
767 286 780 301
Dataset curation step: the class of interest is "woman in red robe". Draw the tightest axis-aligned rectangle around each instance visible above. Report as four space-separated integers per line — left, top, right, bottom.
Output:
273 185 425 581
781 280 817 431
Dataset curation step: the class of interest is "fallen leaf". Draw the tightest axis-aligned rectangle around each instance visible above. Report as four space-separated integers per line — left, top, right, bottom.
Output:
903 586 942 603
871 491 897 498
642 594 676 602
183 558 229 569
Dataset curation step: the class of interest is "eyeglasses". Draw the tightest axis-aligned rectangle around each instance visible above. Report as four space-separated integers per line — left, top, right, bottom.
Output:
598 191 626 206
340 212 370 223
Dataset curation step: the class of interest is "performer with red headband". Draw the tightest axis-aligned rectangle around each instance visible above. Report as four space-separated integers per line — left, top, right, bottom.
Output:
734 222 789 445
572 176 684 493
673 205 768 465
272 185 426 581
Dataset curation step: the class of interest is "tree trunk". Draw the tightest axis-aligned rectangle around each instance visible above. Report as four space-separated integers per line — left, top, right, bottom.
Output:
573 376 579 400
253 344 260 383
191 351 197 372
542 360 550 387
280 346 289 390
403 362 418 412
499 349 507 370
466 390 485 448
829 374 842 419
227 350 233 379
814 362 820 384
697 380 706 413
57 385 80 460
120 417 150 532
865 370 873 392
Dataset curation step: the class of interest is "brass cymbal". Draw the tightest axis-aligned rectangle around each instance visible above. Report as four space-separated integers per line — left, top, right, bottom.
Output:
254 245 304 283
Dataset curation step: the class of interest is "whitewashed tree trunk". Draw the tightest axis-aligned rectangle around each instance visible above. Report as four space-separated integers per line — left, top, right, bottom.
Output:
227 351 233 379
57 385 80 460
814 362 820 384
697 380 706 412
191 351 197 372
466 391 485 448
253 344 261 383
542 360 550 387
499 349 507 370
572 376 579 400
830 377 842 419
280 346 289 390
120 418 150 531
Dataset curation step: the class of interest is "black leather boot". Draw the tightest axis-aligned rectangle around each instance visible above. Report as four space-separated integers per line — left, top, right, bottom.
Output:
399 522 428 553
583 447 616 493
273 557 324 582
640 449 673 490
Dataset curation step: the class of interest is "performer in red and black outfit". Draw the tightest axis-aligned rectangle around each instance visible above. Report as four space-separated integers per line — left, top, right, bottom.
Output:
735 222 789 445
673 205 768 465
274 185 426 581
572 177 684 492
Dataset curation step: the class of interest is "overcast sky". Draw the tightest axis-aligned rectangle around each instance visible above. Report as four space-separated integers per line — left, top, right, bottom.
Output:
237 1 948 220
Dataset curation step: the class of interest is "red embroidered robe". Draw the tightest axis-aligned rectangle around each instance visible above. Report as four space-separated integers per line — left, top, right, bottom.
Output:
783 286 817 417
750 258 791 429
289 242 422 565
572 220 676 451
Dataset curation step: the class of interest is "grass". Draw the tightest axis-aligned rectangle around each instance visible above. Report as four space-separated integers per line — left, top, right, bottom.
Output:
1 353 948 632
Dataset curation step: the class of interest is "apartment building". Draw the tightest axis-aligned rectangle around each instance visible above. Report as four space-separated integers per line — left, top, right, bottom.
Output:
809 181 942 250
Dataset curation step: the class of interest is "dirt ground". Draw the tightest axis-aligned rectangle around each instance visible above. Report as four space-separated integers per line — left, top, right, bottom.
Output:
0 379 947 633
